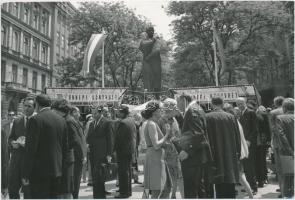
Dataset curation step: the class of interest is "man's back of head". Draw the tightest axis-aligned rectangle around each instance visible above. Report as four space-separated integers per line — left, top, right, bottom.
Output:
211 97 224 108
282 98 294 113
36 94 51 108
274 96 284 108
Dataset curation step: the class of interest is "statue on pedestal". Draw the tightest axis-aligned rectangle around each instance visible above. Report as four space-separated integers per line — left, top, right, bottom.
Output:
139 27 162 94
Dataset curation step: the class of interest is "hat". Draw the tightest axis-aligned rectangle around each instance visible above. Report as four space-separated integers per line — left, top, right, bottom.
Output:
86 114 92 121
119 105 129 115
92 105 103 111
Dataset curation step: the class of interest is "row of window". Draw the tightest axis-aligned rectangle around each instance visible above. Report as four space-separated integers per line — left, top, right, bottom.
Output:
1 3 50 36
1 60 47 91
1 24 49 64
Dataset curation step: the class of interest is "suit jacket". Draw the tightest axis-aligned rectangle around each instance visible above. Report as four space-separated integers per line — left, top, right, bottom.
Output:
1 128 9 189
181 107 213 167
87 117 113 161
275 112 294 155
1 119 12 147
239 108 258 145
22 108 68 180
269 107 284 148
206 109 241 184
114 117 136 157
66 116 87 163
8 116 27 171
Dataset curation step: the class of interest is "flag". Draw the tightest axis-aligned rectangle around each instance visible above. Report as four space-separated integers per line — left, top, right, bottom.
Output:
212 22 227 73
80 33 107 76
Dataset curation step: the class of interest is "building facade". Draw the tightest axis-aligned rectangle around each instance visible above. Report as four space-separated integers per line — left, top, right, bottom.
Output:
1 2 77 116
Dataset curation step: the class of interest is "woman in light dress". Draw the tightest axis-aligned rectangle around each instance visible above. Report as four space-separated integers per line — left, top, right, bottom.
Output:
142 101 171 198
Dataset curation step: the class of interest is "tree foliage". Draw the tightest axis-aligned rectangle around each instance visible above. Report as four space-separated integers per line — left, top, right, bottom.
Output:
167 1 293 87
57 2 151 88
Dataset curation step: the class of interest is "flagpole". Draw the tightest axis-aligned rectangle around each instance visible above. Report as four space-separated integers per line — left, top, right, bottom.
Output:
102 41 105 88
212 20 219 86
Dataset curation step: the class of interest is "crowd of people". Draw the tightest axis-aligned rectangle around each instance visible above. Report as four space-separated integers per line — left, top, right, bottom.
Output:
1 93 294 199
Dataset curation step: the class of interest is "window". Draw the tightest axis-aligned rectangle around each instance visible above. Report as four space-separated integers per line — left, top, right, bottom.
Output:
32 4 39 29
1 24 8 47
41 43 48 64
61 35 65 49
12 30 20 51
23 6 30 24
1 3 8 11
32 71 37 91
23 35 30 56
22 68 28 87
12 64 18 83
12 3 19 17
41 74 46 90
1 60 6 82
41 10 48 35
32 39 39 60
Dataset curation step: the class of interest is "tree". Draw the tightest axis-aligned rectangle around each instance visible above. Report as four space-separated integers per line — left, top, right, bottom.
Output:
58 2 162 89
167 1 293 87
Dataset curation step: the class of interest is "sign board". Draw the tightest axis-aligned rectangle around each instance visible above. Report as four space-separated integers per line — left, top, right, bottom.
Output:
171 84 260 103
46 87 127 106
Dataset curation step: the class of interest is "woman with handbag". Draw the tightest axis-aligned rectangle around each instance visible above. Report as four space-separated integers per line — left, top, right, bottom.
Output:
143 101 172 198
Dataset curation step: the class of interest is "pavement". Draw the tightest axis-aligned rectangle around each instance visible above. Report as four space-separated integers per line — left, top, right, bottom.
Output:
79 165 282 199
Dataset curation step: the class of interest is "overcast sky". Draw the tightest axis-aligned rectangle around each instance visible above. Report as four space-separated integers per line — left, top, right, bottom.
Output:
71 1 175 40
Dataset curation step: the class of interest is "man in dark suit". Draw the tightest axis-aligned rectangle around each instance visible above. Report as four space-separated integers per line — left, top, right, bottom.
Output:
178 101 213 198
114 105 136 198
8 97 35 199
269 96 284 196
22 94 68 199
2 128 9 198
275 98 294 198
69 106 87 199
236 97 258 194
206 97 241 198
87 105 113 199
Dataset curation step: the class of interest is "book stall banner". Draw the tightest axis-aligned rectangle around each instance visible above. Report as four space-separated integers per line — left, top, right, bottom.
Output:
171 85 258 103
46 88 127 106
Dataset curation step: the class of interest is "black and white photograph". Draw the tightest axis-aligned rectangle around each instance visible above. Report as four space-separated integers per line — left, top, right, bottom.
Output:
1 0 294 199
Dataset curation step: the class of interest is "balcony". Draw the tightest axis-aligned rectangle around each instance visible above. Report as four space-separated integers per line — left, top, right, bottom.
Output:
29 88 43 94
2 82 31 94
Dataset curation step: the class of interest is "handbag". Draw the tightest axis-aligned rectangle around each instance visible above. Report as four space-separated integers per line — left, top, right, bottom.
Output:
172 130 206 153
100 163 118 182
279 155 294 176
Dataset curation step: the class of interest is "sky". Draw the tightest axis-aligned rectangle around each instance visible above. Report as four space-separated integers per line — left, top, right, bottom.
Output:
71 1 176 40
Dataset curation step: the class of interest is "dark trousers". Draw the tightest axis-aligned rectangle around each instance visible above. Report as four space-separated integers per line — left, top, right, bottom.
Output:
72 160 83 199
181 164 204 198
8 155 31 199
243 144 258 191
117 155 132 196
215 183 235 198
89 153 106 199
30 176 62 199
255 145 268 183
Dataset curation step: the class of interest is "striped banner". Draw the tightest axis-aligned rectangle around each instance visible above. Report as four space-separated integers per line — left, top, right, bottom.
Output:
80 33 107 76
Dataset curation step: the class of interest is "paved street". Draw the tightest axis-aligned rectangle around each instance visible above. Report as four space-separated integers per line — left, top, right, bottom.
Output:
79 165 281 199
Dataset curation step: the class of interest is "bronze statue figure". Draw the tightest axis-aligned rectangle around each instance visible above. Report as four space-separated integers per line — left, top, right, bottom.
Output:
139 27 162 93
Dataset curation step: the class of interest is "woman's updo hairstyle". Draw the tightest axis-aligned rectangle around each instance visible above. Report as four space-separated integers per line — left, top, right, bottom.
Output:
143 101 160 119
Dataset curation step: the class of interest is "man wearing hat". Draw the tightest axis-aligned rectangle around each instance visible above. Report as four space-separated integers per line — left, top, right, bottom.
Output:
114 105 137 198
87 105 114 199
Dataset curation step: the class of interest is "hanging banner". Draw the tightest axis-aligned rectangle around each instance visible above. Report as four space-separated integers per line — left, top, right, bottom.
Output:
46 87 127 106
170 84 260 103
